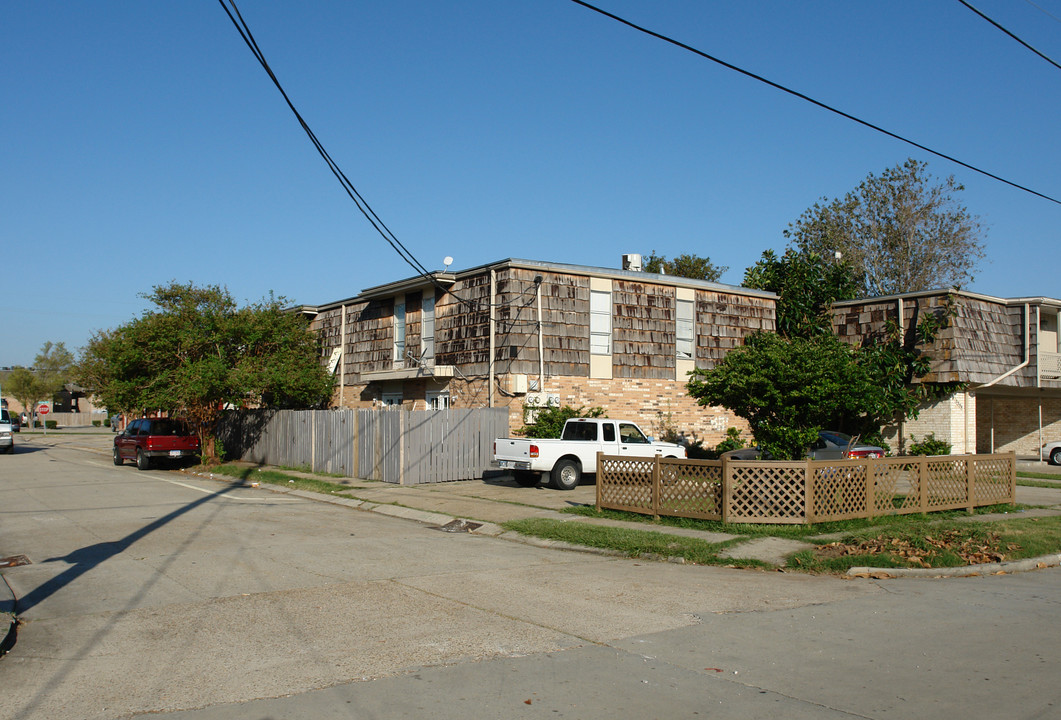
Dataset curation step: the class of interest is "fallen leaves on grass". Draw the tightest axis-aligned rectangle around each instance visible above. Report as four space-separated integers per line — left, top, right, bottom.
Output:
815 529 1021 567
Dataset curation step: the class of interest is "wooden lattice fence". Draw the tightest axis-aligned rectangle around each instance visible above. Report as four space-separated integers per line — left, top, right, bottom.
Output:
597 453 1016 524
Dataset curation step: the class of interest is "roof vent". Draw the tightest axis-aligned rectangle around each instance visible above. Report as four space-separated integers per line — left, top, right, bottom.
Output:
622 254 643 272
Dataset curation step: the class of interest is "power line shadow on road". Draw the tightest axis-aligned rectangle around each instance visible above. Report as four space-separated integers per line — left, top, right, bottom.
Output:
14 482 243 615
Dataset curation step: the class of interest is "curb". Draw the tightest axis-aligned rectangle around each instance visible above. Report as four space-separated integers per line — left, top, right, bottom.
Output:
847 553 1061 579
1 573 17 656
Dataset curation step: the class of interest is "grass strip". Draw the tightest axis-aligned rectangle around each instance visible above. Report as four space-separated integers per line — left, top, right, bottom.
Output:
503 518 768 569
561 503 1020 540
206 463 353 496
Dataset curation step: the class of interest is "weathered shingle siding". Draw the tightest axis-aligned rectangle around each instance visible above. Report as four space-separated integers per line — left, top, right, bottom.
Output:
696 291 775 370
831 293 1035 387
613 280 676 379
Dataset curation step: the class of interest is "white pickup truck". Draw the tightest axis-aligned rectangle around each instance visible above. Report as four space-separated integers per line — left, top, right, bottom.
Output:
493 418 686 490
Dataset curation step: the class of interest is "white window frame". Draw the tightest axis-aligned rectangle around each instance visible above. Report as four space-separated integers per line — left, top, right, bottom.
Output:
676 298 694 360
421 293 435 364
426 389 449 410
590 289 612 355
393 297 406 366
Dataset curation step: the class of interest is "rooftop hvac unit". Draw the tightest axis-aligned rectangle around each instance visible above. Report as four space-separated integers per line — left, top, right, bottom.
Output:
622 253 643 272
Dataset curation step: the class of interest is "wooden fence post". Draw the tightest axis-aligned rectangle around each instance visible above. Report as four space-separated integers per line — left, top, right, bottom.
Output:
804 460 814 525
652 454 660 519
966 455 975 513
919 456 928 513
721 457 730 523
596 451 602 512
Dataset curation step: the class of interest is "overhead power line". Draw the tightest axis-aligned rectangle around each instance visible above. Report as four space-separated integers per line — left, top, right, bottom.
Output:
959 0 1061 72
217 0 436 283
569 0 1061 206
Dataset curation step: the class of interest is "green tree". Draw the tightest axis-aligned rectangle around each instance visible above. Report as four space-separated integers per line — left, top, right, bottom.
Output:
743 248 858 338
643 251 727 282
520 404 604 439
5 367 45 421
785 158 985 296
4 343 75 423
686 332 873 460
76 282 335 463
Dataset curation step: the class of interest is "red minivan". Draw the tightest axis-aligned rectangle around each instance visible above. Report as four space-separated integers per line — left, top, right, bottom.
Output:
113 418 200 470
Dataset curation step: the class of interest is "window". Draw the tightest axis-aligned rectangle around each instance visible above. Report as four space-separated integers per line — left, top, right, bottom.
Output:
381 393 403 407
590 289 611 355
426 390 449 410
421 293 435 363
393 299 406 364
619 423 649 444
562 421 598 441
676 298 694 360
602 423 616 442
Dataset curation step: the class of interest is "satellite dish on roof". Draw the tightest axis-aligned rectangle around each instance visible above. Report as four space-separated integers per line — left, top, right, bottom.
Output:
443 256 453 271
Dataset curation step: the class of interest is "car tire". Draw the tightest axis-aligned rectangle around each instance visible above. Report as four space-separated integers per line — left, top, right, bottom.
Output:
513 470 540 487
1051 448 1061 467
136 449 151 471
550 458 581 491
113 447 123 466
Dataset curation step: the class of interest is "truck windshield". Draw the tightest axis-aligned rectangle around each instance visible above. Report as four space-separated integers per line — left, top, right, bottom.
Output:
562 422 598 441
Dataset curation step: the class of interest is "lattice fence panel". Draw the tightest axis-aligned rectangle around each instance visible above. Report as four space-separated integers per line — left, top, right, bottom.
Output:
809 463 868 521
658 458 723 520
971 456 1016 505
598 457 654 512
872 460 923 514
925 459 968 508
728 463 806 523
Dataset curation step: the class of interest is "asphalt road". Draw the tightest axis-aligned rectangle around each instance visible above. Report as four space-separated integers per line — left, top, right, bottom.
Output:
2 433 1060 719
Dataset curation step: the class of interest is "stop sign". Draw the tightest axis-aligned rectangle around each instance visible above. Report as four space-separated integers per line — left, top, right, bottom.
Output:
37 404 50 415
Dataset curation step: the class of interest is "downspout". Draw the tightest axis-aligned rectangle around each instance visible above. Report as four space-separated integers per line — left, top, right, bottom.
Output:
536 277 545 395
897 298 904 451
339 304 347 408
1038 306 1043 461
489 269 496 407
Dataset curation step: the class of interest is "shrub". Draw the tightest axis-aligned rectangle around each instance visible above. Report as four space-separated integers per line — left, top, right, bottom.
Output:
45 420 58 430
92 420 102 427
908 432 951 456
714 427 745 454
520 404 605 439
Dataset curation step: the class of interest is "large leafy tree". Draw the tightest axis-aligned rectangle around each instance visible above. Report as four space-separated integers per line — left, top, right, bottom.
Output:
643 251 727 282
743 248 858 338
686 332 873 460
785 158 985 296
77 282 334 463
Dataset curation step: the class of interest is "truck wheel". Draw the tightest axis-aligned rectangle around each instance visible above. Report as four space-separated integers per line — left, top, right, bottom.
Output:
136 449 151 471
113 447 123 466
513 471 540 487
551 458 581 490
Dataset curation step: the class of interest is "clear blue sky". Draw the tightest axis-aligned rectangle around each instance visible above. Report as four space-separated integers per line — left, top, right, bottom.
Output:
4 1 1060 367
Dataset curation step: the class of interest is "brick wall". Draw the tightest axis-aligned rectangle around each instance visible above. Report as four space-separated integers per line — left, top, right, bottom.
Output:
975 394 1061 457
880 392 975 455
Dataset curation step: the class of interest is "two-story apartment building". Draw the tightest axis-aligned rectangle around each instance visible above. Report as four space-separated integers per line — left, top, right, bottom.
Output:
831 290 1061 457
301 257 777 444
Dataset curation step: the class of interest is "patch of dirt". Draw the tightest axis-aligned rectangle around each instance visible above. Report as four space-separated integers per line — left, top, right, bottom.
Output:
812 529 1021 567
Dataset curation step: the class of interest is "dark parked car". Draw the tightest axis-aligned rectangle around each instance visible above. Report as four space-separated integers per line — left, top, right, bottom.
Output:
113 418 200 470
721 430 885 461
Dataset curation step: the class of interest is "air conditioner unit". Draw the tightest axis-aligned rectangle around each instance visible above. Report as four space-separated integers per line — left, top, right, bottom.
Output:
506 373 529 394
546 394 560 407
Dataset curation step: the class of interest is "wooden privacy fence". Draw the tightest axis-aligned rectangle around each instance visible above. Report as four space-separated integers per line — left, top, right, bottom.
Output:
217 408 508 485
597 453 1016 524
